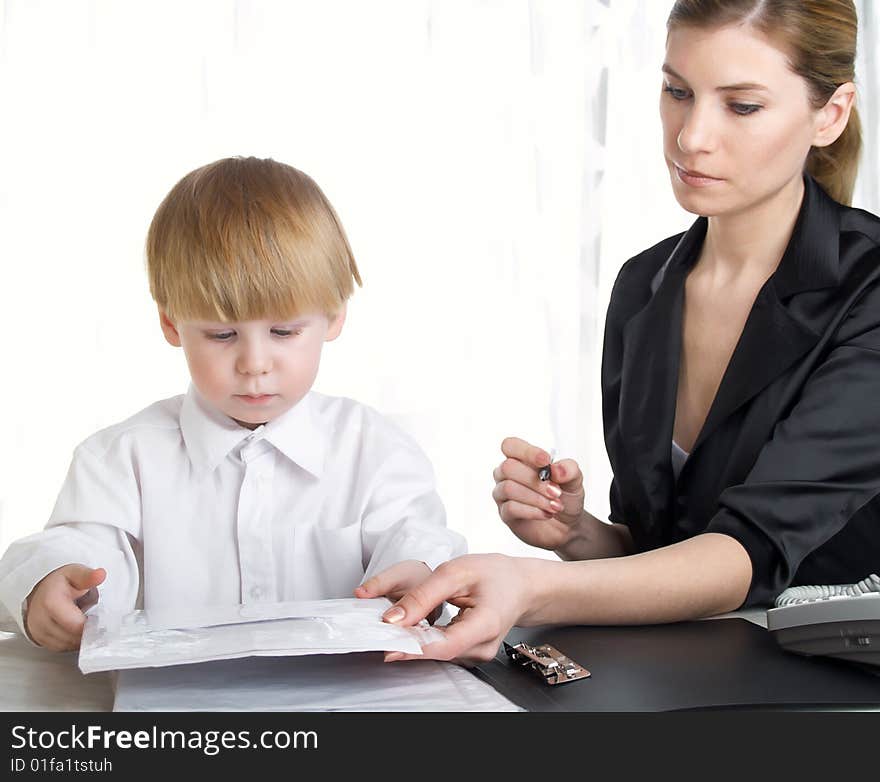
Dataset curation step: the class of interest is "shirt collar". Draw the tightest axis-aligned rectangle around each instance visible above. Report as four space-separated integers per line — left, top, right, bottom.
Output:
261 391 327 478
771 173 840 299
654 173 840 299
180 386 327 478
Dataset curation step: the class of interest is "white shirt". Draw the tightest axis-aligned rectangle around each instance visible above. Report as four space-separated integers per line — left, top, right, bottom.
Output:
0 387 466 637
671 439 690 482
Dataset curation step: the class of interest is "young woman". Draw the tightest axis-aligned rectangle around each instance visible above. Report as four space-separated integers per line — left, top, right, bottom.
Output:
358 0 880 665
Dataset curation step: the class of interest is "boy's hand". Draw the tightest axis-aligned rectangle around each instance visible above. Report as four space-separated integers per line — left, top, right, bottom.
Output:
354 560 442 624
25 564 106 651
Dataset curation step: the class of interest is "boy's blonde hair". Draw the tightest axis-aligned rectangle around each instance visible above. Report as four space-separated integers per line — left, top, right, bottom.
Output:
146 156 362 321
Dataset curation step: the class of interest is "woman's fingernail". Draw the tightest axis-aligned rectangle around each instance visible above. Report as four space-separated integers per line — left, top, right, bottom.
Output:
545 484 562 498
549 500 563 512
383 606 405 623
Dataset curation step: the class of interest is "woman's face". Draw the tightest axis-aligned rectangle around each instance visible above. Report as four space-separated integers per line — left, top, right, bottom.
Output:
660 23 820 217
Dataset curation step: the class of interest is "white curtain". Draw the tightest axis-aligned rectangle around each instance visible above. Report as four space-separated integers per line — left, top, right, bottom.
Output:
854 0 879 212
0 1 877 559
0 1 609 558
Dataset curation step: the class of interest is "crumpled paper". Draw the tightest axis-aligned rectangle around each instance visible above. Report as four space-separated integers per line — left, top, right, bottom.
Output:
79 597 442 674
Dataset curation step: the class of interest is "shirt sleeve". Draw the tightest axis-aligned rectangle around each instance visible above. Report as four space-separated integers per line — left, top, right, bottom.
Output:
706 283 880 606
360 433 467 580
0 442 142 640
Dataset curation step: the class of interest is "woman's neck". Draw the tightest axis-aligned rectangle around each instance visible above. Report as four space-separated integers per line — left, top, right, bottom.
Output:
699 174 805 285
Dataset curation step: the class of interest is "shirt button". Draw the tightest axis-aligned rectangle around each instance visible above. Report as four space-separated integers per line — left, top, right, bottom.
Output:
250 586 263 599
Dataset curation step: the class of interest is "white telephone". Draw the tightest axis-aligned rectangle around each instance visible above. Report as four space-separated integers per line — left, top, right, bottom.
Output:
766 573 880 671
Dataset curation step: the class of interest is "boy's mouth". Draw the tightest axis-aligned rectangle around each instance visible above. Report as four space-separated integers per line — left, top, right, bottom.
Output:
234 394 277 405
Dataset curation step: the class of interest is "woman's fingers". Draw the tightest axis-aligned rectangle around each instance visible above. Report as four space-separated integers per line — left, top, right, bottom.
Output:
494 458 563 495
389 605 505 664
504 516 572 549
550 458 585 495
498 499 555 524
492 480 562 516
500 437 551 469
381 561 469 627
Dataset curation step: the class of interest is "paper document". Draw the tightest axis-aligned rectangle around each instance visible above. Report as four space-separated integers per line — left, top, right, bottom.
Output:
79 597 441 674
114 654 523 712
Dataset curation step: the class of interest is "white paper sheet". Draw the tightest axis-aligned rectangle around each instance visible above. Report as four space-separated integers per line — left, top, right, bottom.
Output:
113 653 523 711
79 598 442 675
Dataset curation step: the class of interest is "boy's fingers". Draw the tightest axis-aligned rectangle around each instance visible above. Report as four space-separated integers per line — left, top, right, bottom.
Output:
50 603 87 636
356 561 416 597
49 620 82 651
40 621 78 651
500 437 551 469
66 566 106 593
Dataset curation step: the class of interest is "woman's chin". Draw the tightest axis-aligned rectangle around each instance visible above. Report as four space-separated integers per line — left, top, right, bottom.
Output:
670 182 727 218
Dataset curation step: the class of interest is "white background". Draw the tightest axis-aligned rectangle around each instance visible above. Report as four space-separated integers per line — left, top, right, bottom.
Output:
0 1 877 558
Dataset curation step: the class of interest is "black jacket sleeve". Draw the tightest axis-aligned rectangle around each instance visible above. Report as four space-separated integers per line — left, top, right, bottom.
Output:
707 278 880 605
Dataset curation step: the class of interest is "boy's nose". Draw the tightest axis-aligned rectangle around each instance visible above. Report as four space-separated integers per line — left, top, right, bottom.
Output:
236 347 272 375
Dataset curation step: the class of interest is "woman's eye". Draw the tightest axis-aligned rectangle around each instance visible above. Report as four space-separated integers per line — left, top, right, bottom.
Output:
663 84 689 101
730 102 762 116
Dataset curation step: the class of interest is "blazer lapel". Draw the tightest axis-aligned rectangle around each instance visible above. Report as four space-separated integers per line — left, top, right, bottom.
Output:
691 282 819 452
619 221 705 521
691 176 841 453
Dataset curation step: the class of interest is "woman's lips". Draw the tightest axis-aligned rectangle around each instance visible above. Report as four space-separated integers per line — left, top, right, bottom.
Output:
674 164 723 187
235 394 277 405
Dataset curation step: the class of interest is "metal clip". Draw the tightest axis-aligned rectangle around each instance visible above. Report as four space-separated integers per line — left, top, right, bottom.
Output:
503 641 591 685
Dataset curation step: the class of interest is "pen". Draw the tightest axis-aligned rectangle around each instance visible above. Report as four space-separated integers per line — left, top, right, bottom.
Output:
539 448 556 482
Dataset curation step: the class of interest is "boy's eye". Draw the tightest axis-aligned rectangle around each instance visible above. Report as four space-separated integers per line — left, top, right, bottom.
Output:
271 328 303 337
208 331 235 341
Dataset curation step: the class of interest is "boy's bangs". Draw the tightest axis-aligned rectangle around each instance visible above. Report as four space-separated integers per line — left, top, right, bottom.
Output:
147 156 361 323
160 235 348 323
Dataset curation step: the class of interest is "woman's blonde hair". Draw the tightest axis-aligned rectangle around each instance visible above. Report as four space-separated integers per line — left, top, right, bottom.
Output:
146 157 362 321
667 0 862 205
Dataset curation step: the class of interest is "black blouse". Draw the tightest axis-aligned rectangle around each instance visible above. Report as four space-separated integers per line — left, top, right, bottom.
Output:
601 174 880 606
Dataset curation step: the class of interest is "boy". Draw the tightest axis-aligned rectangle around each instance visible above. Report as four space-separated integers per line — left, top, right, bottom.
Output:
0 156 465 651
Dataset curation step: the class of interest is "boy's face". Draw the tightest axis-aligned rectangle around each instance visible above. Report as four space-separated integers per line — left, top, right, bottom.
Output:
159 308 345 428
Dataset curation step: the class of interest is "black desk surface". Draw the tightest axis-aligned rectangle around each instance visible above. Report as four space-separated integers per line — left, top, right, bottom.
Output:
473 619 880 711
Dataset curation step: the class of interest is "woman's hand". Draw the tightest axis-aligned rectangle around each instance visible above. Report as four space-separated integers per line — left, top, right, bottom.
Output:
354 560 442 624
492 437 586 553
370 553 539 666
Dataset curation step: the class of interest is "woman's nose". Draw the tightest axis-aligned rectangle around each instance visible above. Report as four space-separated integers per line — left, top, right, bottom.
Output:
676 101 719 155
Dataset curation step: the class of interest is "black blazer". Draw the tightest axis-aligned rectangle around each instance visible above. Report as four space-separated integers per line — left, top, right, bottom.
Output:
602 174 880 606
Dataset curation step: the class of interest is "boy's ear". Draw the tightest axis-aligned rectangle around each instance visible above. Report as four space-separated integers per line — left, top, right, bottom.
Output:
158 309 182 347
325 303 347 342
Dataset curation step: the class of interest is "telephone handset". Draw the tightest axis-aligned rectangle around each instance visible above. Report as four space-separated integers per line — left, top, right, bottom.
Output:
767 574 880 671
